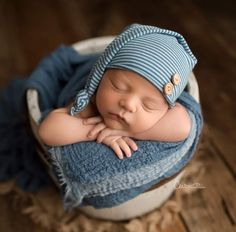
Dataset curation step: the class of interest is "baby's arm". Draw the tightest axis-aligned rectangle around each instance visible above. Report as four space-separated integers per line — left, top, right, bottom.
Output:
38 106 98 146
39 110 137 159
133 103 191 142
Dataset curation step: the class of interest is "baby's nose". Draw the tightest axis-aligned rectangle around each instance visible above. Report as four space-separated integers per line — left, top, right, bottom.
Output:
119 96 138 113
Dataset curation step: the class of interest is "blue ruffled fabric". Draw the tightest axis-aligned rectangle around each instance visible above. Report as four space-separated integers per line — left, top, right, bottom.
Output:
0 45 99 191
0 79 52 191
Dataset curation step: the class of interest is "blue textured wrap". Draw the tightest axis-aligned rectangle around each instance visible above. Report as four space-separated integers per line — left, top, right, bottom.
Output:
48 88 203 209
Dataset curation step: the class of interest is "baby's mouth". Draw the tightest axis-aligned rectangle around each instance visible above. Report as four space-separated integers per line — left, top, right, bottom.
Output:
108 113 127 124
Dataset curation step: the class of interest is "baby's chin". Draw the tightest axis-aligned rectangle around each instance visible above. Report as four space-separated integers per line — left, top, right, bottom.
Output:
103 118 128 131
104 118 143 135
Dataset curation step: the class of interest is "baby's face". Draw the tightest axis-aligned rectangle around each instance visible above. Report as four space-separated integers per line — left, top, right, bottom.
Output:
95 69 168 135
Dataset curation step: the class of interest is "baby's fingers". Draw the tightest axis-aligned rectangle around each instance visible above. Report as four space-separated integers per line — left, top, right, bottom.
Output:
87 123 106 138
96 129 112 143
110 142 124 160
83 116 103 125
116 139 132 158
97 129 129 143
123 137 138 151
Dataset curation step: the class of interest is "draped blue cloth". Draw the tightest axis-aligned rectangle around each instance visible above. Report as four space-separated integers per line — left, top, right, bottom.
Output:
0 79 51 191
0 45 99 191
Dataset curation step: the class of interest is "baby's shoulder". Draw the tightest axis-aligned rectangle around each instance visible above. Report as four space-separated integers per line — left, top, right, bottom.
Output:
170 102 188 113
170 102 190 119
166 102 191 137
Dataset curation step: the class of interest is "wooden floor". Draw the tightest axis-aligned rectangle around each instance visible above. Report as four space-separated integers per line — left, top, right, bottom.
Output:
0 0 236 231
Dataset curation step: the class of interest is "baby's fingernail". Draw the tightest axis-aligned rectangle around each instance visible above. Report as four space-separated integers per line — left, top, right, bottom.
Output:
119 154 124 160
127 152 131 157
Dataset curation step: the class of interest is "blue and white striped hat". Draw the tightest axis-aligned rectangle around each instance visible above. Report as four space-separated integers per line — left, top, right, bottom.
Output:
70 24 197 116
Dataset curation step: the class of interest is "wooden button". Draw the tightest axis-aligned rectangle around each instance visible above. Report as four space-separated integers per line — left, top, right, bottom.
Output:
163 82 174 95
171 73 181 85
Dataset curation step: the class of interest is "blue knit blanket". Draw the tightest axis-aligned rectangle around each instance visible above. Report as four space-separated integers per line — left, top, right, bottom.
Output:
48 91 202 209
0 45 203 209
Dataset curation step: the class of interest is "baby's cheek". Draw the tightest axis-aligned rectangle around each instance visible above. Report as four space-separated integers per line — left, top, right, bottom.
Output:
128 122 146 134
130 115 158 133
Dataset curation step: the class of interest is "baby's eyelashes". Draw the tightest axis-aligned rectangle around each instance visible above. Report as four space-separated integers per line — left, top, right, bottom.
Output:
110 80 128 91
142 101 161 111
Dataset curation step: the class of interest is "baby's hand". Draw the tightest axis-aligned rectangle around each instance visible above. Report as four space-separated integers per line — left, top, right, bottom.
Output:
101 135 138 159
82 116 106 139
83 116 131 141
83 116 138 159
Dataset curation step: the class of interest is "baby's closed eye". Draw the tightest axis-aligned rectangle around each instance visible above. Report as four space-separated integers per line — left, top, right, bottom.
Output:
111 81 127 91
142 101 161 111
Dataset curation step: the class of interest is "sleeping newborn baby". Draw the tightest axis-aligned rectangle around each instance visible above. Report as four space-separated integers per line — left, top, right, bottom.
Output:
38 24 197 160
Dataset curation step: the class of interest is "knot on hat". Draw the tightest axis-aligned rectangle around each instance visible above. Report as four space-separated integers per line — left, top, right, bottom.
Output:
70 89 90 116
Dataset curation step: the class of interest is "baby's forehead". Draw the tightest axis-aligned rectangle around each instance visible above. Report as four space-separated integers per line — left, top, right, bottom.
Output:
105 69 167 102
